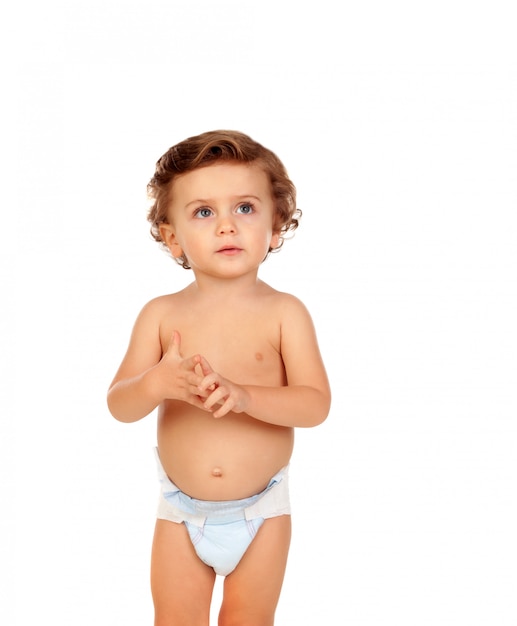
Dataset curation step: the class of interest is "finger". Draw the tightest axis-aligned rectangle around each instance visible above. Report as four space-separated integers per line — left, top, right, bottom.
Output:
203 385 228 410
182 354 203 373
187 380 209 398
167 330 182 357
198 355 214 377
198 373 220 394
212 398 234 418
186 393 212 412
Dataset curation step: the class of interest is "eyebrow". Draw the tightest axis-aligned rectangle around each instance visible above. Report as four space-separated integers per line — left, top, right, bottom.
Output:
184 195 262 209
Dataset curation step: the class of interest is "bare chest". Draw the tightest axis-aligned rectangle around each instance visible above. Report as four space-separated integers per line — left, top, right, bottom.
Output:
159 307 285 384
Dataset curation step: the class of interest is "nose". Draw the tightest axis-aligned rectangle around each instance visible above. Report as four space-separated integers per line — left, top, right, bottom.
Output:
216 212 237 235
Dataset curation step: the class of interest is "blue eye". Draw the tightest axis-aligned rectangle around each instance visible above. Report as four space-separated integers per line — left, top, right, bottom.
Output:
236 203 254 215
195 207 213 218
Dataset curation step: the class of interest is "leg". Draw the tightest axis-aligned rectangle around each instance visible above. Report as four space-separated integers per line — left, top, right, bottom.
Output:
151 519 216 626
218 515 291 626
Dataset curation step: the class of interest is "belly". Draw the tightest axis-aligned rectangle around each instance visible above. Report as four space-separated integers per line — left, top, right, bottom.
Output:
156 401 294 500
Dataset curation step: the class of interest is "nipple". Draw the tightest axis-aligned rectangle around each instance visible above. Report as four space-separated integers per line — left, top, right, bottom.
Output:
211 467 223 478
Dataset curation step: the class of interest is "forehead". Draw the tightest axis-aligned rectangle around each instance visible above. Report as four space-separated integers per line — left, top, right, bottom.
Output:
170 162 272 204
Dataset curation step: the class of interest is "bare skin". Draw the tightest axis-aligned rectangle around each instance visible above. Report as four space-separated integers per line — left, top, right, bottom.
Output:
107 162 330 625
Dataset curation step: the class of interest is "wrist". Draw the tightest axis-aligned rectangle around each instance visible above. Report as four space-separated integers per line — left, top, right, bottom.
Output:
144 363 168 405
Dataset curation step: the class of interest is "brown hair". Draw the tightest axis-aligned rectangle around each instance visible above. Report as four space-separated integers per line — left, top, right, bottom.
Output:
147 130 300 269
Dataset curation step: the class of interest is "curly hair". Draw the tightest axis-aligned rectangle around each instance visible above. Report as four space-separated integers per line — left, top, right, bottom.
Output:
147 130 300 269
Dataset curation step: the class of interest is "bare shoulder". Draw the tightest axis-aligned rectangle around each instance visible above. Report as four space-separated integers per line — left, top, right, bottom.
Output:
259 283 312 318
255 284 318 347
123 291 188 352
136 287 191 320
264 284 329 405
112 289 192 380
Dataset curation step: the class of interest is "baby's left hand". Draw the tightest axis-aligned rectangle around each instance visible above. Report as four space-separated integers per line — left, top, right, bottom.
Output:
196 356 250 418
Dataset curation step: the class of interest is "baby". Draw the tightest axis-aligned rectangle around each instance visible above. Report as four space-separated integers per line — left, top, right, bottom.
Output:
107 130 331 625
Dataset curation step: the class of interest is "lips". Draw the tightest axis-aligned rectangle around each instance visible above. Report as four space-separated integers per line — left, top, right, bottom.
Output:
217 245 242 255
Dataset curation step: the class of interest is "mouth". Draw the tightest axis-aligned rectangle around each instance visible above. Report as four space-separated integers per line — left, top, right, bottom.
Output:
216 246 242 255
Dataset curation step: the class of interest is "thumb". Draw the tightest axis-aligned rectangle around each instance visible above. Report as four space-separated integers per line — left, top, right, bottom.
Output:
167 330 182 357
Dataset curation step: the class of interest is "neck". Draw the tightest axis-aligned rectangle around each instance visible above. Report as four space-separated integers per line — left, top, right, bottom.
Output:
189 271 263 300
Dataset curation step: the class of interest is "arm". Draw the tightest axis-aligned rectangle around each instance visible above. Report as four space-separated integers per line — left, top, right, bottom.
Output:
197 296 331 427
107 300 206 423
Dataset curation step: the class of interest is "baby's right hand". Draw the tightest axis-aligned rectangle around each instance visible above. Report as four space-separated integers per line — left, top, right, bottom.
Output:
153 331 209 410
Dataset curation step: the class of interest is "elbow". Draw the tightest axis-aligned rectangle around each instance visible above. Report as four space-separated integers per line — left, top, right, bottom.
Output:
314 405 331 427
304 391 331 428
106 389 133 423
106 393 123 422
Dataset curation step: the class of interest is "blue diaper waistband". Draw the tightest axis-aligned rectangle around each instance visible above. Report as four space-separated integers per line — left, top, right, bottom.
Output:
154 448 289 525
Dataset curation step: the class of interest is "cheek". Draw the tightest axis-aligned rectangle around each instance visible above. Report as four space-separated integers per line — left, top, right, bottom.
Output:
180 235 204 257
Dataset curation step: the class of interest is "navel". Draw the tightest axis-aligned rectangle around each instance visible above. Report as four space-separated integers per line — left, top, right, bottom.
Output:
211 467 223 477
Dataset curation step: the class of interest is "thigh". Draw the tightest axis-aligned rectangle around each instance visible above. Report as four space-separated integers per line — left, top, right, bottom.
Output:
151 519 216 626
219 515 291 626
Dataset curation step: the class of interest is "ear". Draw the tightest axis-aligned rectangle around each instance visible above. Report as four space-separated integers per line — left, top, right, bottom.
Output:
159 223 184 259
269 231 281 250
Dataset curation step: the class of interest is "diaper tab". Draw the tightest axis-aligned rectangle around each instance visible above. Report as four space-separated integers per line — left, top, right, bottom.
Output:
154 448 206 526
244 466 291 521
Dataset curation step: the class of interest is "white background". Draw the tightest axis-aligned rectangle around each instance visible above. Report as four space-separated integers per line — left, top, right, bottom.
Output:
2 1 516 624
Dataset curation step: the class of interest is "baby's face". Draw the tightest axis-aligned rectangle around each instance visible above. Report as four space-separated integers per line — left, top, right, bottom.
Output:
159 162 280 278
